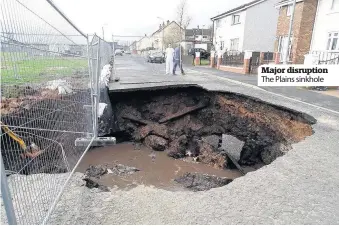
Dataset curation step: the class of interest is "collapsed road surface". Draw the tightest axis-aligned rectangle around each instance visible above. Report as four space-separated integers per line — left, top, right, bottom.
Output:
3 55 339 224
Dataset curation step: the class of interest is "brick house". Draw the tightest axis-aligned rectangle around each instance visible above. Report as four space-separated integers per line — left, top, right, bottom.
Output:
274 0 318 64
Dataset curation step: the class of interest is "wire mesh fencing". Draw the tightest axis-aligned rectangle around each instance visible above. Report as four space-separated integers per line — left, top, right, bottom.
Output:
0 0 100 224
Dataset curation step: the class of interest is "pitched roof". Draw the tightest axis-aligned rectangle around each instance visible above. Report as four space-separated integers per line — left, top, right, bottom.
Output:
275 0 303 7
211 0 265 20
151 21 183 36
185 29 211 36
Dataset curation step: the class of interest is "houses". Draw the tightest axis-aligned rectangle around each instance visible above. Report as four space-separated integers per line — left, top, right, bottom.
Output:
309 0 339 64
181 28 212 54
274 0 318 64
211 0 279 53
135 21 183 53
136 35 152 53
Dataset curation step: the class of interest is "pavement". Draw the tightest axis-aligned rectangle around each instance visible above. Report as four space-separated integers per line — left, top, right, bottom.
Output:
92 55 339 224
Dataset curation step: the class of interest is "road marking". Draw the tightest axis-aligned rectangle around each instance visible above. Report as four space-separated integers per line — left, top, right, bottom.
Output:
187 68 339 116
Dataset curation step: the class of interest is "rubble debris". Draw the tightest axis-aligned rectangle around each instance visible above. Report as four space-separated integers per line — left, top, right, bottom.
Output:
166 135 188 159
202 135 221 149
159 103 208 123
174 172 233 191
224 152 246 175
221 135 244 162
45 79 73 95
197 141 227 169
144 135 168 151
122 116 150 125
109 164 140 175
111 87 315 170
85 165 108 178
260 143 292 164
83 177 110 192
138 123 169 139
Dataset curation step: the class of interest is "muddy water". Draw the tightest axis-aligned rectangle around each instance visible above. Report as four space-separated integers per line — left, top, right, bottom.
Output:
76 143 242 191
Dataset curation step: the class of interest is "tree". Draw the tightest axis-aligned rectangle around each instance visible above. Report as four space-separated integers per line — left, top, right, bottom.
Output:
176 0 191 29
161 0 192 48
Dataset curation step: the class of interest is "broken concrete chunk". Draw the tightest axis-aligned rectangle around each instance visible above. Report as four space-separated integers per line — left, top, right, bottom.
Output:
144 135 168 151
222 134 244 162
260 143 291 164
83 177 110 192
110 164 140 175
198 142 227 169
139 124 169 139
166 135 188 159
85 165 108 178
202 135 221 149
174 172 233 191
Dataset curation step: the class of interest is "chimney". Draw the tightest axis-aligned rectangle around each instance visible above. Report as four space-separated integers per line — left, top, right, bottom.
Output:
162 21 165 27
167 20 170 25
159 24 162 30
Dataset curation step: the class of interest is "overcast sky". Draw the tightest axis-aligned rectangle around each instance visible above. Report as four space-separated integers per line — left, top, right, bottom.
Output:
53 0 252 42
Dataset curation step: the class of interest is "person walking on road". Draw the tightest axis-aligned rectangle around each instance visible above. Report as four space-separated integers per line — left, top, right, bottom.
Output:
173 45 185 75
165 44 174 75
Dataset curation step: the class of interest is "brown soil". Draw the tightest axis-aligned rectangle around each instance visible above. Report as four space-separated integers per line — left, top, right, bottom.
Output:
110 87 315 167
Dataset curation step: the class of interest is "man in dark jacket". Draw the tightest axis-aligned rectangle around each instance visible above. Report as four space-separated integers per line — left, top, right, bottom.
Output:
173 45 185 75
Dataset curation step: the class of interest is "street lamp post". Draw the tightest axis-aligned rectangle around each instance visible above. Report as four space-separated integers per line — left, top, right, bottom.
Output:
102 23 108 41
157 17 164 52
202 25 205 41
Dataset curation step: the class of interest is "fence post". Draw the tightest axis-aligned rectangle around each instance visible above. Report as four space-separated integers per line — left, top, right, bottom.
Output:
111 34 115 82
274 52 280 64
244 51 252 74
210 51 215 68
93 38 101 139
1 154 17 225
259 52 264 65
217 55 222 69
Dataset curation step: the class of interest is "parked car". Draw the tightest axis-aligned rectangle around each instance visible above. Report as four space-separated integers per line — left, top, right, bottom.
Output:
147 51 165 63
189 48 210 59
115 49 123 56
124 50 131 54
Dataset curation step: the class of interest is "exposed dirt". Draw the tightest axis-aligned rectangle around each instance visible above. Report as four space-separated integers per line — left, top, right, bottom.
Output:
109 87 315 168
1 87 92 175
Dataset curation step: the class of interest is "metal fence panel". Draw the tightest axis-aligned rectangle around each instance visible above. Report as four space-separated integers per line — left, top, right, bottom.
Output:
221 51 244 67
0 0 93 224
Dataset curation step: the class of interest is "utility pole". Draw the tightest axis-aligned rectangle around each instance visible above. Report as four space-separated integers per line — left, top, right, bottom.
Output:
157 17 165 52
102 27 105 41
283 0 296 64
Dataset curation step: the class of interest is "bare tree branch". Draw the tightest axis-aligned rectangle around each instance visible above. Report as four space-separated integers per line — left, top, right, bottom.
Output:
176 0 191 28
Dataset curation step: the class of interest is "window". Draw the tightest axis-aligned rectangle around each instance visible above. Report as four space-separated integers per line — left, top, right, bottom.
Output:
331 0 339 11
232 15 240 25
195 35 199 39
327 32 339 50
203 35 208 39
216 20 221 28
230 38 239 51
220 41 225 50
286 4 293 16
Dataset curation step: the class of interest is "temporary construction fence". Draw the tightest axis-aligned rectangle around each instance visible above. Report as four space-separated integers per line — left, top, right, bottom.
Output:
0 0 113 224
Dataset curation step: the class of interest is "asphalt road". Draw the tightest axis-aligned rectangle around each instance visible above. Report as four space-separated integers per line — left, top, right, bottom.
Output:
185 65 339 112
47 54 339 224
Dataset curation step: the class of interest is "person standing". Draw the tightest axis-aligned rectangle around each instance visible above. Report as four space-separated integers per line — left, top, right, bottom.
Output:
173 45 185 75
165 44 174 75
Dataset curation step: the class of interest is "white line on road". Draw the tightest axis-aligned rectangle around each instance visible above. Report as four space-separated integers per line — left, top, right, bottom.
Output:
187 68 339 116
